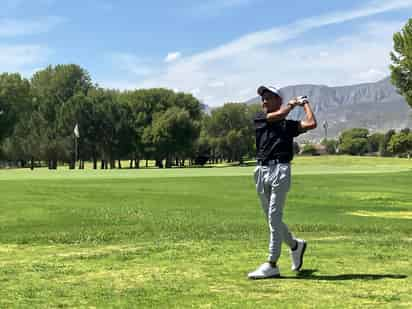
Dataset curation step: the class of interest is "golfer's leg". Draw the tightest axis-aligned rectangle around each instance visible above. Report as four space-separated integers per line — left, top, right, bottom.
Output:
257 189 270 217
281 221 296 249
254 167 270 218
277 164 297 249
275 192 296 249
267 186 287 263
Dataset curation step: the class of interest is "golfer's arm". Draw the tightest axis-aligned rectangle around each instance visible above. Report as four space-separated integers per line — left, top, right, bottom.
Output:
266 104 294 122
299 103 317 131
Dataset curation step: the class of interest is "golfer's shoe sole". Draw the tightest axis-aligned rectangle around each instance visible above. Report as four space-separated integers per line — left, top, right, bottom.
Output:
248 274 281 280
294 241 307 272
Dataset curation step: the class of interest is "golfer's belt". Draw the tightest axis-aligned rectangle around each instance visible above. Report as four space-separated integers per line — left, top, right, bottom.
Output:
257 158 290 166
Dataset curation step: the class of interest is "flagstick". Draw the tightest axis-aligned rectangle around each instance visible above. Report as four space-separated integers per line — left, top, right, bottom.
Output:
75 135 78 168
73 124 80 169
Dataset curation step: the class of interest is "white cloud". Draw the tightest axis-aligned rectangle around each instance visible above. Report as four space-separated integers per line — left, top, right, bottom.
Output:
190 88 201 96
133 0 411 106
165 52 181 63
183 0 412 65
0 16 65 37
109 53 152 76
208 81 225 88
0 6 60 75
357 69 387 82
99 80 138 90
0 44 52 74
319 51 329 58
202 95 215 102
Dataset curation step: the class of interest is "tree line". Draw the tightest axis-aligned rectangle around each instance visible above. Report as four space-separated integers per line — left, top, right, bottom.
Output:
0 64 262 169
0 65 204 169
0 63 410 171
302 128 412 157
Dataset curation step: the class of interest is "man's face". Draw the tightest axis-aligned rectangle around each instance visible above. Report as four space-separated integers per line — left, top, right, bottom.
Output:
261 91 282 112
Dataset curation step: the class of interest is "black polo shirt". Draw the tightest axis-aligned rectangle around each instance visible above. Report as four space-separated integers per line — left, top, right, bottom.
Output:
254 111 301 163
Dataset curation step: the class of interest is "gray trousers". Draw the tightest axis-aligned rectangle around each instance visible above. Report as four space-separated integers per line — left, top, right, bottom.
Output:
254 163 296 263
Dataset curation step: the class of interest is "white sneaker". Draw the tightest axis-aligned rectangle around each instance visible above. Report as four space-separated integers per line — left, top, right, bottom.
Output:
248 262 280 279
290 239 307 271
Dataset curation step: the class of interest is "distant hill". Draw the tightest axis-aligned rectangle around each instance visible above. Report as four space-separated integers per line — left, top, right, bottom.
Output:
200 103 211 115
245 77 412 141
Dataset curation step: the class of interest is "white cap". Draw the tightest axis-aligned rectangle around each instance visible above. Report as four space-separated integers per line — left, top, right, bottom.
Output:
257 85 282 98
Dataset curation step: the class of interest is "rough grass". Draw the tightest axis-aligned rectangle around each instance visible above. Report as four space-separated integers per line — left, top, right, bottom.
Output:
0 156 411 308
1 156 411 181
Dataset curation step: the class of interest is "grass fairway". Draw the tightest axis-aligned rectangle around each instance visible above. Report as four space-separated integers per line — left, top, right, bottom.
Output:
0 156 411 308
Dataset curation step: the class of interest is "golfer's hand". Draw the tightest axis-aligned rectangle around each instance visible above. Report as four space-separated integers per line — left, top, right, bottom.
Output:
296 98 309 106
287 98 299 108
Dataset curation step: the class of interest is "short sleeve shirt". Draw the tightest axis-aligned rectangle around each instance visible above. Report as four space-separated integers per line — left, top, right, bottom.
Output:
254 111 301 162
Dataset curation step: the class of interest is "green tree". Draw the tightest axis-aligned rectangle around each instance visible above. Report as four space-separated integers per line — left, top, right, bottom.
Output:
31 65 92 105
5 111 48 169
301 144 317 155
321 138 338 154
1 63 208 169
198 114 217 163
145 106 200 168
388 131 412 156
119 90 145 168
0 73 31 143
193 128 212 166
31 65 92 169
338 128 369 155
246 103 262 158
380 129 396 156
86 88 124 169
58 91 123 169
367 132 385 153
205 103 254 163
122 89 201 168
390 19 412 109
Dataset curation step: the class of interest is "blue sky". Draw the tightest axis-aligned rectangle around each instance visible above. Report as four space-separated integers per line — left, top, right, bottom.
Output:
1 0 412 106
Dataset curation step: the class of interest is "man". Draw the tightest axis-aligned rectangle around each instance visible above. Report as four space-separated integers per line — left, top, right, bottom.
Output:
248 85 317 279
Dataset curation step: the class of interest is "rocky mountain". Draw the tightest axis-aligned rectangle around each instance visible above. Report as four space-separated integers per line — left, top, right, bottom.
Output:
245 77 412 141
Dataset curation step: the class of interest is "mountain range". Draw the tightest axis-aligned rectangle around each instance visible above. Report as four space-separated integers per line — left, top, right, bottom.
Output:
242 77 412 141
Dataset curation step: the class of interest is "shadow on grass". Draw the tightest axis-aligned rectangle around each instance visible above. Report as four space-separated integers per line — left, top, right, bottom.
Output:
282 269 407 281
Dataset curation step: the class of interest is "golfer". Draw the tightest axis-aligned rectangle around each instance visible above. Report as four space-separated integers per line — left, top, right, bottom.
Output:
248 86 317 279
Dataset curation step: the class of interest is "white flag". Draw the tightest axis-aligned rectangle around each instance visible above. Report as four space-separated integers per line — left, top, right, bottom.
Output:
74 124 80 138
